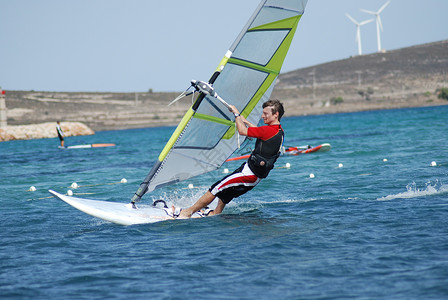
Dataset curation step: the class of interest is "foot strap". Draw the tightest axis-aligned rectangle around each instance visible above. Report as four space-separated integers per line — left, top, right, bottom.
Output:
164 206 182 218
172 207 182 218
153 199 168 208
201 208 214 217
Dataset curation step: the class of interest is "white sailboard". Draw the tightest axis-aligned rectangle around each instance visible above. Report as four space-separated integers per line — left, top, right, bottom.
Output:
59 143 116 149
49 190 203 225
50 0 309 225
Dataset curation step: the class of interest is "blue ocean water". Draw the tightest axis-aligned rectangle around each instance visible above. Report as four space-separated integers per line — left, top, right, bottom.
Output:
1 105 448 299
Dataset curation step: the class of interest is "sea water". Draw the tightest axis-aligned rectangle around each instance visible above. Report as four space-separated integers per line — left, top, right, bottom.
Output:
1 105 447 299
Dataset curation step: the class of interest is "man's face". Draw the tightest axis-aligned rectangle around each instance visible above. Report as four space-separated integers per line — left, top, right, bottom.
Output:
261 106 278 124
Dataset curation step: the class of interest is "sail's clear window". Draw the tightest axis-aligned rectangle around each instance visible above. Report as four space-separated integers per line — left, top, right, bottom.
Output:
250 6 298 29
175 118 229 150
176 64 269 150
212 63 269 114
232 30 289 66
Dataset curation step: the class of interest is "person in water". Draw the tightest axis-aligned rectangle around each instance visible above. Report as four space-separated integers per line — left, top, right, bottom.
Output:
176 99 284 218
56 121 65 147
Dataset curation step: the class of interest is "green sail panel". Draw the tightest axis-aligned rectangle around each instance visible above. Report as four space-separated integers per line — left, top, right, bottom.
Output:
131 0 308 202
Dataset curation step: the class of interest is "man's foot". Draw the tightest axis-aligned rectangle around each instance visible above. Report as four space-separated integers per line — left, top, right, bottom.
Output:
169 205 182 218
170 205 192 219
176 207 193 219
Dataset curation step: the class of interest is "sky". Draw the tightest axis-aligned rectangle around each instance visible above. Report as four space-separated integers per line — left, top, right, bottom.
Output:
1 0 447 93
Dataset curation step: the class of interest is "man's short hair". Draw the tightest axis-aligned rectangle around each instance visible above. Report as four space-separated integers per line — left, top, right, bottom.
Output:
263 99 284 120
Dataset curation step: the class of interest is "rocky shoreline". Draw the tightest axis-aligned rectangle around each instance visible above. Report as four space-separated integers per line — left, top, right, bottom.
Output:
0 122 94 142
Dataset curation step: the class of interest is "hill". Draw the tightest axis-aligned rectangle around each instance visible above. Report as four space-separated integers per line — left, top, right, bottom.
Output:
3 40 448 132
272 39 448 116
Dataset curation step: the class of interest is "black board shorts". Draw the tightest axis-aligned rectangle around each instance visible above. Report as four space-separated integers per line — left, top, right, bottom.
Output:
209 163 260 204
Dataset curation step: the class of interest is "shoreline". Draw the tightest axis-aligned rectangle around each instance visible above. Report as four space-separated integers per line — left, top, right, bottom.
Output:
1 102 446 142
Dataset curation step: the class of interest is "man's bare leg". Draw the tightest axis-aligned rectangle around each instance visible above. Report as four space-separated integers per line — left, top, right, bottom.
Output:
177 191 216 218
207 199 226 216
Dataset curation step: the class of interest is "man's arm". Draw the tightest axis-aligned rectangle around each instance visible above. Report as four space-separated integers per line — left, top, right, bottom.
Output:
229 105 256 136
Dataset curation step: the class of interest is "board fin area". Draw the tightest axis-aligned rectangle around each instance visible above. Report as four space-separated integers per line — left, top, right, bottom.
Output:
48 190 204 225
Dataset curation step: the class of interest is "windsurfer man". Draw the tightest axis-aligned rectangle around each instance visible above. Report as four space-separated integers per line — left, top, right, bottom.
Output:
56 121 65 147
176 99 284 218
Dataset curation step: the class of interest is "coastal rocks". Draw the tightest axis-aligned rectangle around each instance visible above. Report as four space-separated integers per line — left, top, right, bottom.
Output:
0 122 95 142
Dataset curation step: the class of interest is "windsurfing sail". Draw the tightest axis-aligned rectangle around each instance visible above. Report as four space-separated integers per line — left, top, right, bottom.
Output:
132 0 308 204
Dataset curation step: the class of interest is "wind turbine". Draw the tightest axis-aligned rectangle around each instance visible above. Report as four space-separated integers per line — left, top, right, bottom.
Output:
346 14 374 56
360 0 391 52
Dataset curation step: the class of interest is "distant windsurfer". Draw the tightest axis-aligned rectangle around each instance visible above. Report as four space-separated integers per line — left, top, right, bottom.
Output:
56 121 65 147
176 99 284 218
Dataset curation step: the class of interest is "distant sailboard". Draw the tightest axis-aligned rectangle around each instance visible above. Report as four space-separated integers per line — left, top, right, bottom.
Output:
226 143 331 162
59 143 116 149
50 0 309 225
285 143 331 155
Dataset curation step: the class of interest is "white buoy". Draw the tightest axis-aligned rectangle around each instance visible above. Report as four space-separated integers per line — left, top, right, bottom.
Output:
285 163 291 169
29 186 36 192
70 182 78 189
309 173 315 178
383 158 388 162
338 163 343 168
223 168 229 174
121 178 127 183
188 183 194 189
431 161 437 167
67 189 73 196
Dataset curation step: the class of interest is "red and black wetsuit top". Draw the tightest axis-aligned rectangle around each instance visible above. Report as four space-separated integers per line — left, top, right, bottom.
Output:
246 124 284 178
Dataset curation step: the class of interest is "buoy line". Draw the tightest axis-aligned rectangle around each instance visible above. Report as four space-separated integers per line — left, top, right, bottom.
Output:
27 178 128 201
26 196 54 201
67 178 128 189
275 162 292 169
27 158 443 201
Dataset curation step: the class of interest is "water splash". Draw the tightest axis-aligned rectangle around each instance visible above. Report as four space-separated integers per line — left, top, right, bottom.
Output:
378 180 448 201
